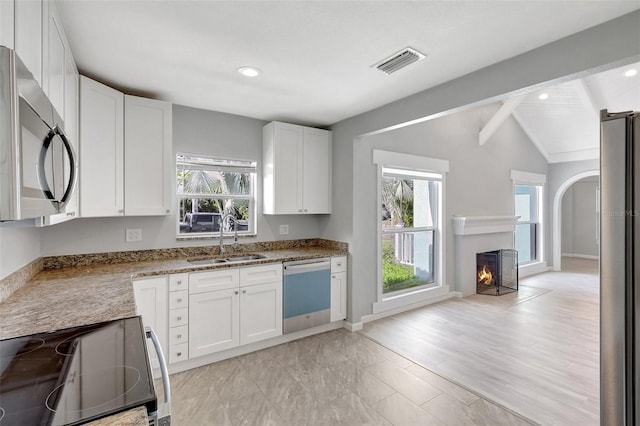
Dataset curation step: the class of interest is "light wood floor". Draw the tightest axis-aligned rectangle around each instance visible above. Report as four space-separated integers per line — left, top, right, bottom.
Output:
361 257 600 426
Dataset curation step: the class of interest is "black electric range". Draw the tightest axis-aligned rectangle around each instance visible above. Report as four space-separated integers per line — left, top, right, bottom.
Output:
0 316 158 425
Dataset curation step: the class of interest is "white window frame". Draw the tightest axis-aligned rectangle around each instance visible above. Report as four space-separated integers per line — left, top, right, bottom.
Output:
511 170 545 266
176 153 257 239
372 150 449 315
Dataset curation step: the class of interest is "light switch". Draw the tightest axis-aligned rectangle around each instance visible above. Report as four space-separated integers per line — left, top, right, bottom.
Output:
279 224 289 235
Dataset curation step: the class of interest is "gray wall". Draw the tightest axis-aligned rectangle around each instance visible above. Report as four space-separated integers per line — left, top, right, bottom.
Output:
348 103 546 322
546 159 599 266
39 105 323 256
561 177 599 258
326 11 638 323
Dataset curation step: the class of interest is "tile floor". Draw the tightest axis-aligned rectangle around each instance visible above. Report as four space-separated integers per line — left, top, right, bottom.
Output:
167 329 533 425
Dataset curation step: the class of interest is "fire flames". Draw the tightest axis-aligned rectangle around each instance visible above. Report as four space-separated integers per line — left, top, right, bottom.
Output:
478 265 494 285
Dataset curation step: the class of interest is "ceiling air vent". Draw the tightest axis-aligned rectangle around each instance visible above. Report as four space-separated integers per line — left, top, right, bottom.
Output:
374 47 425 75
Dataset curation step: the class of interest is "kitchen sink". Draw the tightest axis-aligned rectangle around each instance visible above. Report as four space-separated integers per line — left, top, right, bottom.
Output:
187 258 228 266
187 254 266 266
224 254 266 262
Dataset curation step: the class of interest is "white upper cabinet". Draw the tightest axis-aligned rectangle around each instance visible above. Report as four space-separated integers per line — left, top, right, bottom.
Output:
42 1 66 117
79 77 173 218
124 95 173 216
263 121 331 215
14 0 43 85
79 76 125 217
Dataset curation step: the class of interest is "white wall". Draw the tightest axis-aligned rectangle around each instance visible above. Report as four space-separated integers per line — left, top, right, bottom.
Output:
326 11 639 323
348 103 546 322
40 105 323 256
0 222 41 279
561 177 599 258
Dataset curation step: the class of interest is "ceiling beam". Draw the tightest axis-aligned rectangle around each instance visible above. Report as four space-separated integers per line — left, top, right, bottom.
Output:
479 95 526 145
572 78 601 120
511 109 551 163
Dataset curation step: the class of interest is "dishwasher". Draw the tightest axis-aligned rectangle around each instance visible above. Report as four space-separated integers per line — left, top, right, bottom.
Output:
283 258 331 334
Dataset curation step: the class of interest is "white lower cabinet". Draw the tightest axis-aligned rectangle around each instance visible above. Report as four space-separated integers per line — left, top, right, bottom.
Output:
189 287 240 358
330 256 347 322
188 264 282 358
132 276 168 376
240 281 283 345
168 273 189 364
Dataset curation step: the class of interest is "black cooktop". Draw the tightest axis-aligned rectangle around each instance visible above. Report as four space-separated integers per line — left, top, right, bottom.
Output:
0 316 156 425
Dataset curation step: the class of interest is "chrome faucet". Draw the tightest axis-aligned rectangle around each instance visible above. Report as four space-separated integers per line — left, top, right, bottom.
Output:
219 213 238 255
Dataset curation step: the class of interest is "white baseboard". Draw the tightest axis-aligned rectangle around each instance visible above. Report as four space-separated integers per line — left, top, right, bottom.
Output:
344 321 363 332
361 291 457 324
562 253 599 260
519 261 550 278
165 321 343 375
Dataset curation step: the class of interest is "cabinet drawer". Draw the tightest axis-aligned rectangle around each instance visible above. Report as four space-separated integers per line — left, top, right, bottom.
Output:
331 256 347 273
240 263 283 287
169 343 188 364
169 273 189 292
169 307 188 328
169 290 188 309
189 268 239 294
169 325 188 346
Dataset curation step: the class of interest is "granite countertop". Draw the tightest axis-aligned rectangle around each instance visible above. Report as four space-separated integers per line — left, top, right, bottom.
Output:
84 406 149 426
0 245 347 340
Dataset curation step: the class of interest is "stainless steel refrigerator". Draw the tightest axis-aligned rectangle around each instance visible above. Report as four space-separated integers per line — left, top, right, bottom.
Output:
600 110 639 426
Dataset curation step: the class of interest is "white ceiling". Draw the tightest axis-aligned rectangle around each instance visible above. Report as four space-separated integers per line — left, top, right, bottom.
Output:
56 1 640 162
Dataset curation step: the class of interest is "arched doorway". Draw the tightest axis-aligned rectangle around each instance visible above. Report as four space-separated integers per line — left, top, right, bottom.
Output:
552 170 599 271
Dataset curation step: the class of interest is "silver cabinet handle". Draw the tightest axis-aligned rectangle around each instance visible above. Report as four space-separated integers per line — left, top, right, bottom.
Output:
177 334 182 339
177 352 182 356
298 209 302 212
177 298 182 303
118 209 124 214
332 275 336 279
177 280 182 285
177 316 182 321
145 326 171 407
234 290 239 295
242 290 246 294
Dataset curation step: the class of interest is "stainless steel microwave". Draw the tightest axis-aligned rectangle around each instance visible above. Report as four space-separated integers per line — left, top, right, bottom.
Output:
0 46 77 221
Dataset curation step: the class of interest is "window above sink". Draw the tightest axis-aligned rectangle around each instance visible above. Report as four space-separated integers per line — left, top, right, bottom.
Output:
176 153 257 239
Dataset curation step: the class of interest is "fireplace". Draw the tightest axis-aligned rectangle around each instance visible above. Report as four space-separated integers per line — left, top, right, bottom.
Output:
476 249 518 295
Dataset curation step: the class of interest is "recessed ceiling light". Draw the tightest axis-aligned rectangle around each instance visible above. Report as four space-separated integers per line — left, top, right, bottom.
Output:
237 66 260 77
624 69 637 77
539 93 549 100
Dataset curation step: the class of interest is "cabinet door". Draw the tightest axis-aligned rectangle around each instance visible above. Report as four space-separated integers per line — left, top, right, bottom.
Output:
79 76 124 217
302 127 331 214
133 276 168 375
189 288 239 357
43 2 65 117
330 271 347 322
240 281 283 345
14 0 42 85
124 95 173 216
271 122 303 214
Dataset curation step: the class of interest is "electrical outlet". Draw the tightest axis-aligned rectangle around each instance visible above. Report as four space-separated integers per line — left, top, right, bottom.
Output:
126 228 142 242
279 224 289 235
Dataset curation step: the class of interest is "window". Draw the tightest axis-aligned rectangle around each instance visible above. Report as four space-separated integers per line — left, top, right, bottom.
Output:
176 153 256 237
381 167 442 295
512 170 545 265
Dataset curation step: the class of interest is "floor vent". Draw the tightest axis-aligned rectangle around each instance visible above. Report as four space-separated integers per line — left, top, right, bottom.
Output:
374 47 425 75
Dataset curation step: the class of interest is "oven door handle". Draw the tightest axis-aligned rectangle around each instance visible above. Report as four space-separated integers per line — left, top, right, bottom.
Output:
145 326 171 408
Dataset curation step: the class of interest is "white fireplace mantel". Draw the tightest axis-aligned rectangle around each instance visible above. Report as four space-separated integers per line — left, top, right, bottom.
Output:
452 215 519 236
